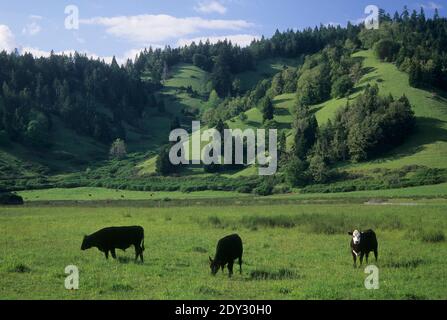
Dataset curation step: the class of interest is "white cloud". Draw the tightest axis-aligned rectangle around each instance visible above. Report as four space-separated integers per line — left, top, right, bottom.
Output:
80 14 253 44
195 1 228 15
21 47 76 58
29 15 43 20
22 22 41 36
0 21 135 66
420 2 443 10
0 25 16 52
178 34 260 47
22 15 42 36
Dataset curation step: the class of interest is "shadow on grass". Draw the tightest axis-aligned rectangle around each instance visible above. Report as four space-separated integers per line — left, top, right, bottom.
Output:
117 256 145 265
274 97 295 105
245 120 262 128
364 117 447 164
274 107 292 116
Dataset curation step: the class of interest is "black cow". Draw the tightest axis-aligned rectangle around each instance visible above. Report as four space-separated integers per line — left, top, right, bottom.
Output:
81 226 145 262
209 234 243 277
348 229 378 267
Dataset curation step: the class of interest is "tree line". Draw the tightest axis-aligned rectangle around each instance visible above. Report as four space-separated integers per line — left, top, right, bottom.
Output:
363 7 447 91
0 52 159 148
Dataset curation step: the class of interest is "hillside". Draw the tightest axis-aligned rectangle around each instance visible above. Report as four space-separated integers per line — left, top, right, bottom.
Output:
2 47 446 195
223 50 447 177
135 49 447 180
1 22 446 196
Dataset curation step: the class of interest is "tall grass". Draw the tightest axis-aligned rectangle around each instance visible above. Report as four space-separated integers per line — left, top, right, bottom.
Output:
203 212 404 235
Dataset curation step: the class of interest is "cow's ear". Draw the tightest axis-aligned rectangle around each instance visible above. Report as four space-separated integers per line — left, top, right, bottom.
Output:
348 232 353 236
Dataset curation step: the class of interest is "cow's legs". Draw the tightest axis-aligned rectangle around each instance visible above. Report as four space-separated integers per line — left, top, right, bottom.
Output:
134 246 139 261
374 249 378 262
111 249 117 259
104 250 109 260
365 252 369 264
352 252 357 268
134 245 143 263
138 246 144 263
360 252 364 266
238 257 243 274
228 261 234 278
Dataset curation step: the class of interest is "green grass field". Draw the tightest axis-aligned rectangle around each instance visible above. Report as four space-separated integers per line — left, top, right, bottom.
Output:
17 188 247 202
1 202 446 300
15 182 447 202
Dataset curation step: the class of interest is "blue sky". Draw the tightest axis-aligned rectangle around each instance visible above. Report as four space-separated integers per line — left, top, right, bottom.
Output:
0 0 444 63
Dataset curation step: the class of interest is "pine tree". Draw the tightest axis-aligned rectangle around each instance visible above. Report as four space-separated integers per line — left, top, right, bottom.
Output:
156 145 176 176
261 97 274 123
293 106 318 160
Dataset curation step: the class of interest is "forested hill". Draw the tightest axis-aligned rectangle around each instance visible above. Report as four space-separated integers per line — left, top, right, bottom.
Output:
0 22 354 149
1 8 447 193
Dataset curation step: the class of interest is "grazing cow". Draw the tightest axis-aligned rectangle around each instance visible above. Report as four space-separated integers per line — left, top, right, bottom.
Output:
348 229 378 267
209 234 243 277
81 226 145 262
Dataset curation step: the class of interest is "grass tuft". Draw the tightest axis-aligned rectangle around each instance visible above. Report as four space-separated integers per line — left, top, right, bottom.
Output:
111 284 133 292
197 286 221 296
384 258 426 269
9 264 31 273
192 247 208 253
249 268 298 281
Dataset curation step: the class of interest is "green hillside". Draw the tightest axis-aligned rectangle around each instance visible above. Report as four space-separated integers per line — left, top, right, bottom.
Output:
224 50 447 176
1 48 446 192
343 51 447 171
136 49 447 179
236 57 303 92
161 63 210 115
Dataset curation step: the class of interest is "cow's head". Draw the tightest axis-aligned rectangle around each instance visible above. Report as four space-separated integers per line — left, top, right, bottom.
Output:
209 256 219 276
348 230 361 245
81 235 91 250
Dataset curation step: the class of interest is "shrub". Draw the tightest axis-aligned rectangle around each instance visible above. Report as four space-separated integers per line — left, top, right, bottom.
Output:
253 178 275 196
374 39 400 62
0 193 24 205
331 75 354 98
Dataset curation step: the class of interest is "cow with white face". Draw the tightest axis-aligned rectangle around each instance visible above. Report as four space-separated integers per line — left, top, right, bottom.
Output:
348 229 378 268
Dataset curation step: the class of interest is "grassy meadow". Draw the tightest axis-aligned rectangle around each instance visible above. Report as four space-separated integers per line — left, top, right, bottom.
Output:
1 201 446 300
14 182 447 202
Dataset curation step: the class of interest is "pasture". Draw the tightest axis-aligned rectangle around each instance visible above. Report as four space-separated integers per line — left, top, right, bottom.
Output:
1 201 446 300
